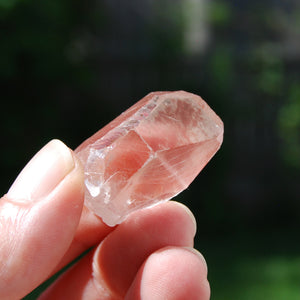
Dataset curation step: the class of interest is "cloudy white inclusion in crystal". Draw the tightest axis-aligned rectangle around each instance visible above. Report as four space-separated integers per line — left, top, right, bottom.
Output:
75 91 224 226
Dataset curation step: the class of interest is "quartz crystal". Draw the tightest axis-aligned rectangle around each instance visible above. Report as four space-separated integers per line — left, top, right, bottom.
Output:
75 91 224 226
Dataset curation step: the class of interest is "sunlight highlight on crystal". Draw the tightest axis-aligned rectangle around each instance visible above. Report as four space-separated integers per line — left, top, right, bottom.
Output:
75 91 224 226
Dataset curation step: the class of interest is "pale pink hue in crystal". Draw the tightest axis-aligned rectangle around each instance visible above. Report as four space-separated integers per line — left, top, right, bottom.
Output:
75 91 224 226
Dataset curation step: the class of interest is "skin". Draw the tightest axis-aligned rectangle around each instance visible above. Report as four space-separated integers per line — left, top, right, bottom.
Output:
0 139 210 300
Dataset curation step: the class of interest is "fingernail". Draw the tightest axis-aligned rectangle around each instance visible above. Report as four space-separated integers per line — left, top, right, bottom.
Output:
173 201 197 233
7 139 75 202
92 242 113 298
184 247 208 274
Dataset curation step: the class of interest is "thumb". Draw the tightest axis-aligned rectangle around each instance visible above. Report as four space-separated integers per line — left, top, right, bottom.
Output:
0 140 84 300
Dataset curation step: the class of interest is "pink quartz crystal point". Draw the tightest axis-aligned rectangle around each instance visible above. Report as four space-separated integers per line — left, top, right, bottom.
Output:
75 91 224 226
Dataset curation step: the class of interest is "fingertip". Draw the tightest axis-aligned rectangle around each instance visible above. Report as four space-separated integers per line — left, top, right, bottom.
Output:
7 139 77 202
183 247 208 276
0 140 85 299
90 201 197 298
126 246 210 300
169 201 197 236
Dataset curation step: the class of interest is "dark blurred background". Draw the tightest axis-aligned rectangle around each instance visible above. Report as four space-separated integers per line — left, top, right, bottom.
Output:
1 0 300 299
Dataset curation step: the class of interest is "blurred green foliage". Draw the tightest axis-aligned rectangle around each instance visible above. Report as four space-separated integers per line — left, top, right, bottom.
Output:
209 1 232 26
0 0 19 10
278 83 300 168
203 232 300 300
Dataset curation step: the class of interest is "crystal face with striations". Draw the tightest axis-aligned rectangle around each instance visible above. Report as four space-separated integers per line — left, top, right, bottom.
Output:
75 91 224 226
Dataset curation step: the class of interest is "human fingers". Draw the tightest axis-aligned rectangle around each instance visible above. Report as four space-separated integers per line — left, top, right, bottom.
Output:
39 201 197 299
50 204 114 276
125 246 210 300
0 140 84 300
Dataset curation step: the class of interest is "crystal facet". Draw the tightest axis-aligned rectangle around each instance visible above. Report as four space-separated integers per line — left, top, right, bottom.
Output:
75 91 224 226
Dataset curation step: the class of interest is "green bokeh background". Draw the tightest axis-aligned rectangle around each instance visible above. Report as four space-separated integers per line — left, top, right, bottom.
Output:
1 0 300 299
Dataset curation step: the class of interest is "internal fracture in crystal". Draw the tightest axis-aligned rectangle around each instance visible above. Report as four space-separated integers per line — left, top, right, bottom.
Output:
75 91 224 226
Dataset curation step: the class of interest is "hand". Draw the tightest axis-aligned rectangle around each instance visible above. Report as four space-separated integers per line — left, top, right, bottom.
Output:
0 140 210 300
